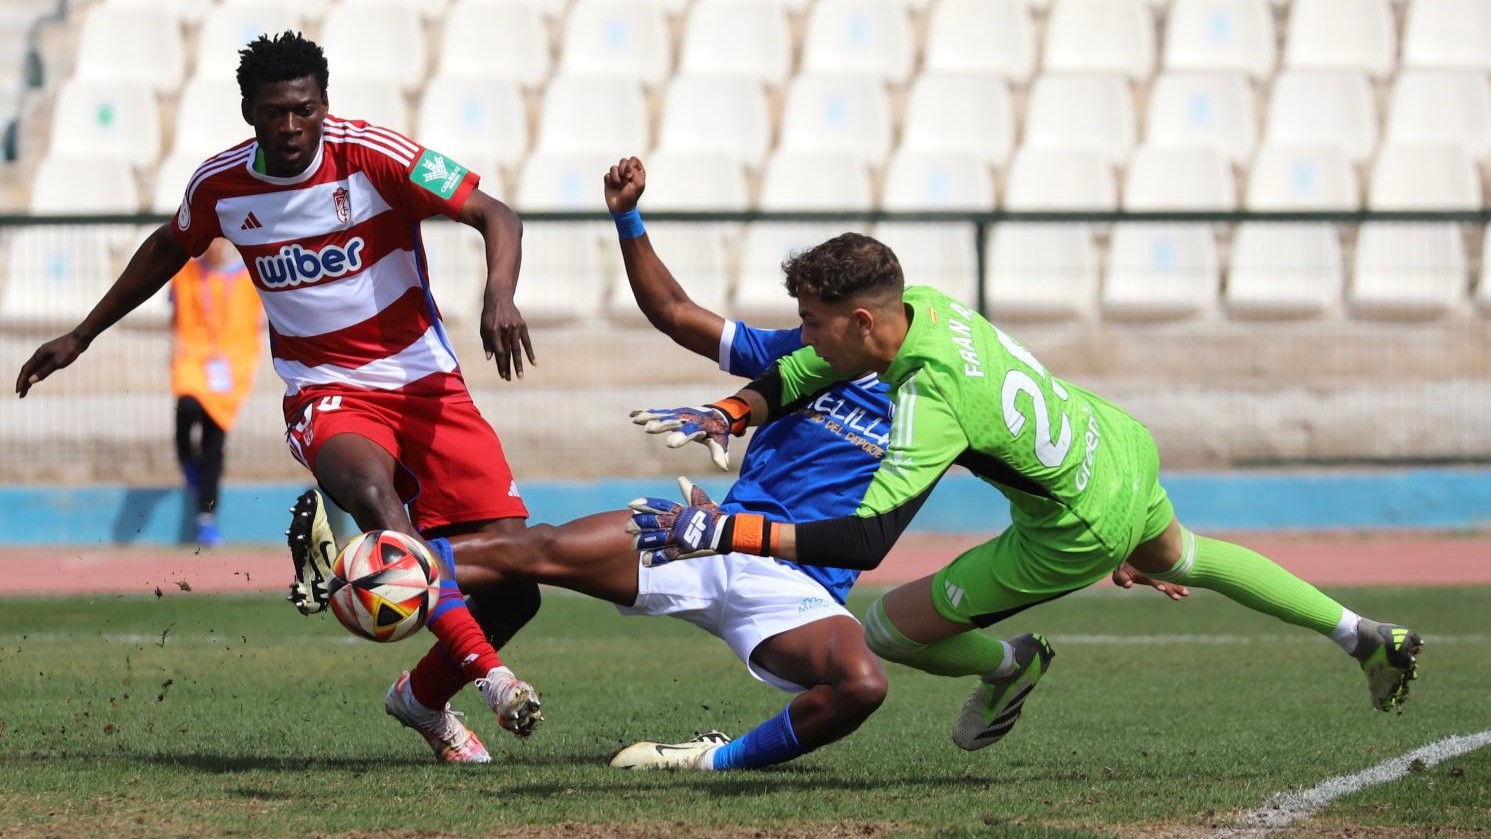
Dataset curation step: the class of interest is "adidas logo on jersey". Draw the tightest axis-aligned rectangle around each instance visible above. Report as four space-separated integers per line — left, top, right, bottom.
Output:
240 212 263 231
254 237 366 289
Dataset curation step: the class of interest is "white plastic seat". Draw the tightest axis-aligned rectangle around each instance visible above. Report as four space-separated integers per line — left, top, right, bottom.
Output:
900 74 1016 168
680 0 791 85
759 151 874 212
924 0 1036 82
1369 143 1482 210
418 220 485 324
1246 144 1359 209
74 6 185 94
1124 145 1236 210
194 3 301 79
801 0 915 83
329 80 410 134
1024 74 1136 165
1284 0 1395 79
640 151 749 211
151 152 201 214
517 152 617 210
513 224 610 325
607 222 732 326
873 223 978 306
1145 72 1258 164
560 0 671 86
986 224 1099 320
320 3 427 93
735 224 860 326
1226 223 1343 318
221 0 327 19
418 76 527 178
1044 0 1155 81
339 0 450 21
1351 223 1468 319
1403 0 1491 71
779 75 893 166
48 81 161 168
536 76 649 156
1104 224 1220 320
882 149 995 211
1386 70 1491 164
1003 147 1117 211
1478 226 1491 313
30 155 140 214
1164 0 1275 80
107 0 214 24
439 0 551 87
657 75 772 169
1265 71 1378 163
1 227 122 330
171 77 253 159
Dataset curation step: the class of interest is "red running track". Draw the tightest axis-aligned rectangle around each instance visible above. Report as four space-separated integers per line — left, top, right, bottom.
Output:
4 531 1489 596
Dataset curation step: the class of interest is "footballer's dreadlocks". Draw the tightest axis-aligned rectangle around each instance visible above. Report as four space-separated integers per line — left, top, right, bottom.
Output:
235 31 329 103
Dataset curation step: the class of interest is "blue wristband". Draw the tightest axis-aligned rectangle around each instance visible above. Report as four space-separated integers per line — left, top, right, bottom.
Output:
612 208 645 240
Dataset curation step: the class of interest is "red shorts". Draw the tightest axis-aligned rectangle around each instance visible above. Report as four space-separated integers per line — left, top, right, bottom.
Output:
285 387 528 532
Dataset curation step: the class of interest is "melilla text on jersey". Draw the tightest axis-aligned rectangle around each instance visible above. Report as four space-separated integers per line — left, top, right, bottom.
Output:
801 390 889 460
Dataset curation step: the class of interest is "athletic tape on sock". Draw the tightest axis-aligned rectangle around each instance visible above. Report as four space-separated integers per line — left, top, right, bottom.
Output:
864 598 927 660
1151 527 1197 583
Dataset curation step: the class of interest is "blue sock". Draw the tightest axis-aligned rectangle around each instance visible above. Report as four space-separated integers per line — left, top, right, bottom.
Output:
426 537 464 621
708 705 809 771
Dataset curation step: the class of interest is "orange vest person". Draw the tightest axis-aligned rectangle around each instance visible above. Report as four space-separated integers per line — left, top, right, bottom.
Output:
170 237 263 546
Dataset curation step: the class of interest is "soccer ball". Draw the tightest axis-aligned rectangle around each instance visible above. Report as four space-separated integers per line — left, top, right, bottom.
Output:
326 530 441 643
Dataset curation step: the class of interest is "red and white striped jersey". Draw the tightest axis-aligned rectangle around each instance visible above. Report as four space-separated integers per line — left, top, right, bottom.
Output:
170 116 483 414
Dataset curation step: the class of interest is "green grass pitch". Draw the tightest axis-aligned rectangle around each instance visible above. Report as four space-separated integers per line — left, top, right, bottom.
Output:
0 586 1487 838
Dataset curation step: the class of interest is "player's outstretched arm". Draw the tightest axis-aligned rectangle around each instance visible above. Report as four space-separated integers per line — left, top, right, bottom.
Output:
15 224 187 397
459 189 534 381
603 156 725 361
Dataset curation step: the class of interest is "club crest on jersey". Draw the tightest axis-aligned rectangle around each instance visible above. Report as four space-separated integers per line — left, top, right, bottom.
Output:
332 186 351 224
254 237 366 288
411 149 467 199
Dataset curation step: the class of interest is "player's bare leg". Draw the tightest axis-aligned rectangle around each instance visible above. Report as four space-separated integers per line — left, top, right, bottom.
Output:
450 510 641 605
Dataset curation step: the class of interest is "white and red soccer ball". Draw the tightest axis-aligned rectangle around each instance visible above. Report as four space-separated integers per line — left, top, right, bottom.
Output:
327 530 440 643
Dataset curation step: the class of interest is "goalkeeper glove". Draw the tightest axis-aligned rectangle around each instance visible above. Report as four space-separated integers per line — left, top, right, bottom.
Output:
626 477 775 567
628 396 750 470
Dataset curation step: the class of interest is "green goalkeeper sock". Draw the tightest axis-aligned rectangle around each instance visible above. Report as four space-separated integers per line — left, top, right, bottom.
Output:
864 598 1014 678
1154 529 1347 637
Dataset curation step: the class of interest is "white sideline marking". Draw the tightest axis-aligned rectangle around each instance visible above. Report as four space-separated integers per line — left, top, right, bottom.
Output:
1207 730 1491 839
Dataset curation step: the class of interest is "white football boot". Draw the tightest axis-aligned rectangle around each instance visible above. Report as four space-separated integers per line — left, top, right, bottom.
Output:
286 489 337 615
609 730 733 770
385 672 492 764
476 666 544 738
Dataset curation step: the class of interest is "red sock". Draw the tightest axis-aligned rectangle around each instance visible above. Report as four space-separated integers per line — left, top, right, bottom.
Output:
407 642 468 710
425 600 504 682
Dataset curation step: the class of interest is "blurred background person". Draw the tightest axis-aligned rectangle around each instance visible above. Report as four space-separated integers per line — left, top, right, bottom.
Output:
170 236 262 548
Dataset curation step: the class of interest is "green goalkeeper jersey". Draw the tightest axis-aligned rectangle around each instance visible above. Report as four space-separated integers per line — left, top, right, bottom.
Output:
774 285 1155 558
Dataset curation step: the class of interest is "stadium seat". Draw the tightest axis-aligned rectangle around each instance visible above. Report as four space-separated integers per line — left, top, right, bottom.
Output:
882 149 995 211
801 0 915 84
106 0 212 23
1284 0 1396 79
221 0 324 18
657 75 772 169
1044 0 1155 81
30 155 139 214
330 80 410 134
1368 143 1482 210
0 227 124 330
194 3 302 80
1163 0 1276 80
1403 0 1491 71
900 74 1016 168
1351 223 1468 319
417 76 528 178
439 0 551 87
1104 224 1220 320
986 224 1100 320
1246 144 1359 209
171 77 253 160
74 6 185 94
1226 223 1343 318
150 152 199 214
320 3 427 93
679 0 792 85
874 223 979 306
1024 74 1136 165
1479 226 1491 314
419 219 486 324
735 223 856 326
1003 147 1117 211
512 224 611 325
517 151 618 210
1386 70 1491 165
779 75 894 166
559 0 672 87
1124 145 1236 210
48 80 161 168
607 221 732 326
759 151 874 212
339 0 450 21
536 76 650 156
1145 72 1258 165
639 151 750 211
1265 71 1378 163
923 0 1036 82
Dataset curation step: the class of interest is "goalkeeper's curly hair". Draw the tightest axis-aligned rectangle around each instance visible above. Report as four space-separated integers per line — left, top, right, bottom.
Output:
236 31 329 103
781 233 904 304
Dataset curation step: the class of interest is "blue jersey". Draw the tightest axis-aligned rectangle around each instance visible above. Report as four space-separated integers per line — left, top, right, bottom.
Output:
716 321 891 603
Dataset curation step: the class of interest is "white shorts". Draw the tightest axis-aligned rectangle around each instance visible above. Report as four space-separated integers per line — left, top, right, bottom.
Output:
618 552 856 692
